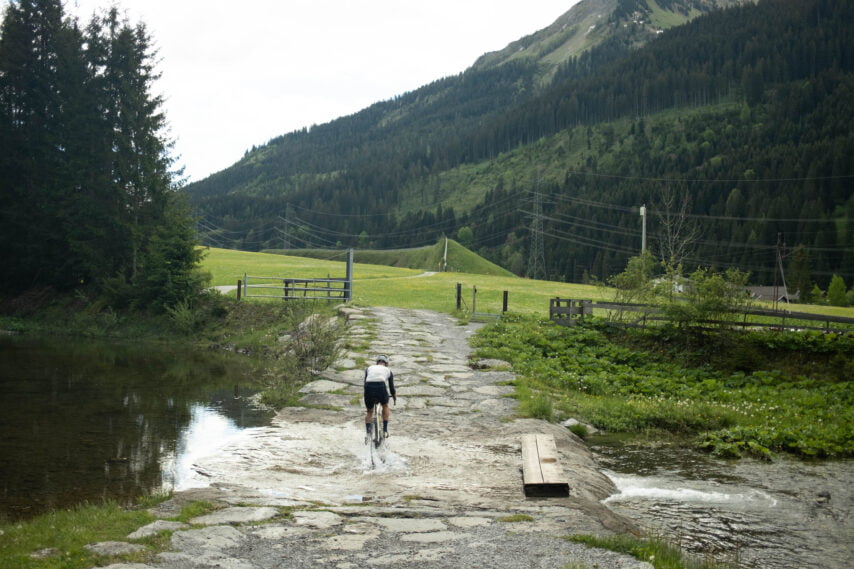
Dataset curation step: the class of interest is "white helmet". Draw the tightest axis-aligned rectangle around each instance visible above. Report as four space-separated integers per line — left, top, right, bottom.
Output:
376 355 389 364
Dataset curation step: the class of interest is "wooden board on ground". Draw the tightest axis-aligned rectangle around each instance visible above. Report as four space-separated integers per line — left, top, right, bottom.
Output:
521 433 570 497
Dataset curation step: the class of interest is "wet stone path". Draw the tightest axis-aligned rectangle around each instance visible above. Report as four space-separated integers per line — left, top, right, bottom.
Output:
92 306 649 569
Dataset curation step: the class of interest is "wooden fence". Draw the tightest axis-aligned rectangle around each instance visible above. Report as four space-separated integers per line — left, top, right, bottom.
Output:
457 283 509 321
238 249 353 302
549 298 854 334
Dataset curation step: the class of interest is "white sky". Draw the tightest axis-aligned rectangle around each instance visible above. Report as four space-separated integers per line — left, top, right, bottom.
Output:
65 1 580 182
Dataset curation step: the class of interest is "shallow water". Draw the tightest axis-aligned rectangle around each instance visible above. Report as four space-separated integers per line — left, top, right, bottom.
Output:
0 335 273 521
592 438 853 569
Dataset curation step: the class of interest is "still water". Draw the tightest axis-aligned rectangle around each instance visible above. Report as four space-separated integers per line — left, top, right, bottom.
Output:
0 335 274 521
592 437 853 569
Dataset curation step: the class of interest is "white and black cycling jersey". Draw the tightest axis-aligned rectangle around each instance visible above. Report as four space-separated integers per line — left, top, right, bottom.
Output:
364 364 395 395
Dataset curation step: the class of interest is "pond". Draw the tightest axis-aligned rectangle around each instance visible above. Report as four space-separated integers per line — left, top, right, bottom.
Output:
591 436 853 569
0 335 274 521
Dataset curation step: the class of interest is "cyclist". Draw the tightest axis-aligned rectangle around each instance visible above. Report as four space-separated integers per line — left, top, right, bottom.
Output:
364 354 396 443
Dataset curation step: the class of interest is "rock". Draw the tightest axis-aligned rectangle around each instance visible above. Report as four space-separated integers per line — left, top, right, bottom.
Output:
84 541 146 556
29 547 61 559
298 379 350 394
561 417 599 435
170 525 246 551
471 358 512 370
292 510 342 529
128 520 189 539
190 506 279 525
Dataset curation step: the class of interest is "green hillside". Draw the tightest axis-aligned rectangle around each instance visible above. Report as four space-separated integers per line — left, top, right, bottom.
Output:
262 239 514 277
186 0 854 290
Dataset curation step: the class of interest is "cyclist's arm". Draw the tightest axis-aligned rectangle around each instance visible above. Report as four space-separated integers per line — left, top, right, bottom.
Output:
388 372 396 397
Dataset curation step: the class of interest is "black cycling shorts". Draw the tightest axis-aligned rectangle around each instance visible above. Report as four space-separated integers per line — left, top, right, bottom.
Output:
364 382 390 409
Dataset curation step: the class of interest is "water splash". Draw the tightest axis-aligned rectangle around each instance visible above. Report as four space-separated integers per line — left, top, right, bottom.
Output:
360 440 409 474
605 472 778 506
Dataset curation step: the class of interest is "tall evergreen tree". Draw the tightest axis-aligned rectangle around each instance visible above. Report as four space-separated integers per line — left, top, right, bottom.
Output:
0 0 77 290
0 1 203 309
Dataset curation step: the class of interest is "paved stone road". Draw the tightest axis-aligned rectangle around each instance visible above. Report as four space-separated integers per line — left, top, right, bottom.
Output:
93 306 651 569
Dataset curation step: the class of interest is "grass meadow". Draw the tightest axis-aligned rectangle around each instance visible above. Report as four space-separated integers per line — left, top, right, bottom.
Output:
201 246 611 316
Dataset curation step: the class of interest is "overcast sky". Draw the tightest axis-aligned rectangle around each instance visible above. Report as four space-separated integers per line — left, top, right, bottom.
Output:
65 1 579 182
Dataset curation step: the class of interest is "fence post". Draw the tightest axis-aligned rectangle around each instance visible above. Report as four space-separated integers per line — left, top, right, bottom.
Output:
237 280 242 301
472 286 477 314
456 283 462 310
345 248 353 301
503 290 509 313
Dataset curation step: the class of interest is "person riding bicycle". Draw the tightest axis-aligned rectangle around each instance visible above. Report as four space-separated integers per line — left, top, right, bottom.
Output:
364 354 396 443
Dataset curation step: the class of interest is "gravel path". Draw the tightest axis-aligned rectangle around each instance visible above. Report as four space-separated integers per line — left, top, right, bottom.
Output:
92 306 650 569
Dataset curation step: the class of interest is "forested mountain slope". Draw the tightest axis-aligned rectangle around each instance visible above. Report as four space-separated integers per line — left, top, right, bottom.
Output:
186 0 853 289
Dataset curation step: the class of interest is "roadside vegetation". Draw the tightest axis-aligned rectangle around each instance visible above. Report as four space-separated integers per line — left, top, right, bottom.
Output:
473 313 853 459
470 250 853 460
567 534 733 569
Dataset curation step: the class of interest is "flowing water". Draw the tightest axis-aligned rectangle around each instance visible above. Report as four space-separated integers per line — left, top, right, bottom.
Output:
0 335 273 521
591 437 853 569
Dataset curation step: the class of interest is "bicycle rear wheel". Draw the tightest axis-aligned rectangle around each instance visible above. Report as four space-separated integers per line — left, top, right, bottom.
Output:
372 403 382 448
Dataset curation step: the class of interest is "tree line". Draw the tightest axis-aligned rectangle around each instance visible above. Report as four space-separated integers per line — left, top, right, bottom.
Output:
0 0 204 311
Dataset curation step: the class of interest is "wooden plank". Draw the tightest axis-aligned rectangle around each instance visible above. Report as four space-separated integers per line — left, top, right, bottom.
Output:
521 434 569 497
521 434 544 485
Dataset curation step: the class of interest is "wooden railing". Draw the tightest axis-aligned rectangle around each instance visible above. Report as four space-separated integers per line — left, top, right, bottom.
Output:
549 298 854 333
238 249 353 302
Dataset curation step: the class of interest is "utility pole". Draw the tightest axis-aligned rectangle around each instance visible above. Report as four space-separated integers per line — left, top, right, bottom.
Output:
773 233 781 310
527 190 546 280
639 204 647 253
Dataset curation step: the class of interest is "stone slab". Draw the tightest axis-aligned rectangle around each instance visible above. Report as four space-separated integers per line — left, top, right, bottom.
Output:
293 510 343 529
171 526 246 551
299 379 350 394
128 520 189 539
190 506 279 526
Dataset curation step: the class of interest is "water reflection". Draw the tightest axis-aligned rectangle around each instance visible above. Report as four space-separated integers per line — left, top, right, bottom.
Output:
167 404 259 491
0 336 274 521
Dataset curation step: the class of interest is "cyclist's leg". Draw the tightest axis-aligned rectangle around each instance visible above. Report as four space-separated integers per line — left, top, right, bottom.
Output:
364 391 376 442
381 402 390 436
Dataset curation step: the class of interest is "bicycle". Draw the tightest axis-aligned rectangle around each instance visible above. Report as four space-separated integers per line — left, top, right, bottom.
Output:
366 397 395 468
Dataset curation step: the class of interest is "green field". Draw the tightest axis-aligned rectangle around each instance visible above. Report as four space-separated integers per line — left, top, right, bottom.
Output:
201 246 610 316
202 246 854 321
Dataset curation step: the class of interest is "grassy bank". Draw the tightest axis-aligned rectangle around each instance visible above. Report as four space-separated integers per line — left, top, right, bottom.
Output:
472 314 854 459
0 497 226 569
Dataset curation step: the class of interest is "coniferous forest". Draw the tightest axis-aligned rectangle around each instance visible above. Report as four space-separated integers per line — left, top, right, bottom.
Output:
187 0 854 293
0 0 204 309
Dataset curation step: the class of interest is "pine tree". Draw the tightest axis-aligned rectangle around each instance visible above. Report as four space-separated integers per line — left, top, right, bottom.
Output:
827 275 847 307
0 0 77 290
0 2 202 310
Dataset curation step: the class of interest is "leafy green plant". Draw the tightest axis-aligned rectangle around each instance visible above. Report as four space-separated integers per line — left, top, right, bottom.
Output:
166 300 197 334
472 314 853 459
525 394 554 421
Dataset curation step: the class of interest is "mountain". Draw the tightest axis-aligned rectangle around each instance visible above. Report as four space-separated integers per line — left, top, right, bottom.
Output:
185 0 854 290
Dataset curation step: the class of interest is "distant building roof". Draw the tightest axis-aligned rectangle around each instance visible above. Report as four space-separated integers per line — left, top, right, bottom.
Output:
747 286 799 302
